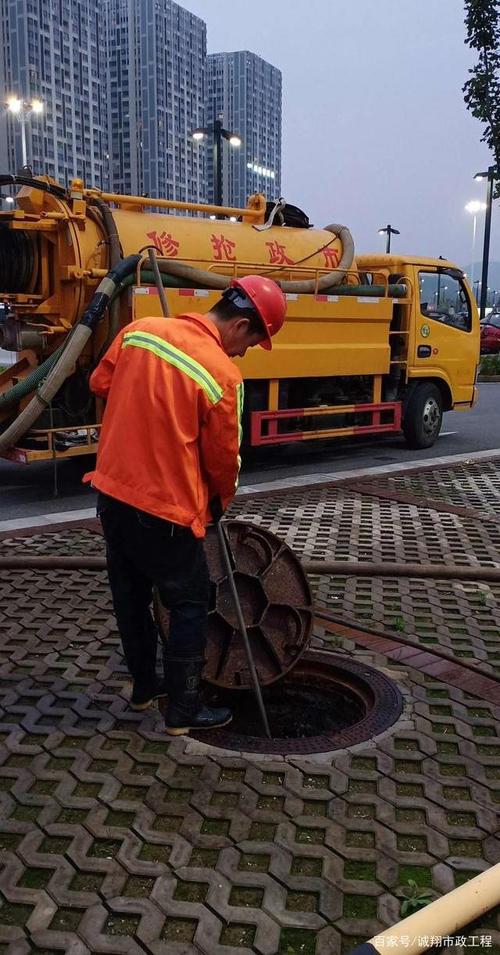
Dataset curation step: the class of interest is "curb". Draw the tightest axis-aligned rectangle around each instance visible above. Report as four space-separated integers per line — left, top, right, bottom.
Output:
1 447 500 536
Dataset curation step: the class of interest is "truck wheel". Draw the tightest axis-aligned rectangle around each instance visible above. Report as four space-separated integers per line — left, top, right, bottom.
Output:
402 383 443 449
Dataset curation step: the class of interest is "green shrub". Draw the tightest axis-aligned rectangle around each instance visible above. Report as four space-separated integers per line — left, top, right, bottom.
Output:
479 354 500 375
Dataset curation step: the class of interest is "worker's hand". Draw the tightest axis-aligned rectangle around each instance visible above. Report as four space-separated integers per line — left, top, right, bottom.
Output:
209 496 224 524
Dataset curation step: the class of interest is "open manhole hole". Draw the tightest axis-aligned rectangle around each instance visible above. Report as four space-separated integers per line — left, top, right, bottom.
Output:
193 650 403 755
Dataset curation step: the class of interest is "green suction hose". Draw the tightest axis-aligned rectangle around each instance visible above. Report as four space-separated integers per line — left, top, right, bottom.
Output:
0 344 65 410
0 272 182 412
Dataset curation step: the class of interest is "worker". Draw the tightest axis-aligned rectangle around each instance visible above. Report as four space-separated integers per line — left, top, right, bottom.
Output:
84 276 286 736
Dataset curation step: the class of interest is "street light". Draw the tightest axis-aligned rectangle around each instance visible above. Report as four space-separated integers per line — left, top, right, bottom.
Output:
192 116 242 213
465 200 486 288
6 95 44 169
378 223 400 253
474 166 497 321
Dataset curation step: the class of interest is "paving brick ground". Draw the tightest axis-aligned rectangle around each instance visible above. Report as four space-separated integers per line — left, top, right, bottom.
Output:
0 458 499 955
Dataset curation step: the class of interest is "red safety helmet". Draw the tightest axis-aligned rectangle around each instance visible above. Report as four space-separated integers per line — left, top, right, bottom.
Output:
228 275 286 350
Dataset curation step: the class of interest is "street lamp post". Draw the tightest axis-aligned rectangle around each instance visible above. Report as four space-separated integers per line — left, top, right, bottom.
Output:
5 96 44 170
192 117 241 215
378 224 400 253
213 119 223 208
465 200 486 288
474 166 497 322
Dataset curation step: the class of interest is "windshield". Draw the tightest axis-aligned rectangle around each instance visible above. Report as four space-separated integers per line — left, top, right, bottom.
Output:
419 272 471 331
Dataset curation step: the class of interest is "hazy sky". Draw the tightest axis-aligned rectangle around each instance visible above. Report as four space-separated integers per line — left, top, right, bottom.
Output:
186 0 498 269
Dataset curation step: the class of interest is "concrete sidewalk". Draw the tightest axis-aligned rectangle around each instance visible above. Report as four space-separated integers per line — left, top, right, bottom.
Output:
0 454 499 954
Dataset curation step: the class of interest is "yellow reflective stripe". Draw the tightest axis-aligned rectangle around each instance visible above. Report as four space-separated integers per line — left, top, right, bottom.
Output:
122 331 223 404
235 381 244 489
236 381 244 445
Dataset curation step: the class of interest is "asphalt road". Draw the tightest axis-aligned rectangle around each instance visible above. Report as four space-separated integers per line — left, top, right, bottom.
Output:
1 383 499 522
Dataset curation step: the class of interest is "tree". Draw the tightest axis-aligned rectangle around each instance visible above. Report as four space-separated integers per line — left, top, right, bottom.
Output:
463 0 500 194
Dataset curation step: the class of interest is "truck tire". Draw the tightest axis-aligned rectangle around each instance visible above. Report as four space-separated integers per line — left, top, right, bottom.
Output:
402 383 443 449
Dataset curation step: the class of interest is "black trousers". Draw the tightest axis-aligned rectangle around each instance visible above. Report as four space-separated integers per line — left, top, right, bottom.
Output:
97 493 210 692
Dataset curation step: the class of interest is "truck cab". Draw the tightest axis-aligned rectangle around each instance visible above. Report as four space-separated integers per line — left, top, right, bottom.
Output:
355 255 479 447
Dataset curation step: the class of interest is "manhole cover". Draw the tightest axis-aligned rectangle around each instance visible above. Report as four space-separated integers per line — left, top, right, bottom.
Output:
155 520 314 689
193 650 403 755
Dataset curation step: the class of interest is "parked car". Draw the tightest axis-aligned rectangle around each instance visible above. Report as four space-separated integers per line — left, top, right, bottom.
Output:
480 311 500 353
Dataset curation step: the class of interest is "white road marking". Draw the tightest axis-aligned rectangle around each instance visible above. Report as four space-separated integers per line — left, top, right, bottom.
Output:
439 432 457 437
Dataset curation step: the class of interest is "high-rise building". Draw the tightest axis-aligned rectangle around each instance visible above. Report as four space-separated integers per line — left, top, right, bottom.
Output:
206 51 281 209
1 4 280 210
0 0 109 188
107 0 206 202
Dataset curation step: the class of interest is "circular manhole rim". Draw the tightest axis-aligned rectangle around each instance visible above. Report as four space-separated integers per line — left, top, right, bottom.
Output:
192 649 403 755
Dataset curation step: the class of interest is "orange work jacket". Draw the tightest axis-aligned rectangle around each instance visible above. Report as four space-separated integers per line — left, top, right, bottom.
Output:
83 313 244 537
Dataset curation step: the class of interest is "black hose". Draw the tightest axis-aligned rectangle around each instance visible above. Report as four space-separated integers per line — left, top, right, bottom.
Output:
89 196 122 263
80 254 141 331
0 174 67 199
0 227 36 292
89 197 122 344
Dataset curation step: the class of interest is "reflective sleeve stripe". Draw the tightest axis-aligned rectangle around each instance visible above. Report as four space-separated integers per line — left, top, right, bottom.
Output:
122 331 223 404
235 380 244 488
236 381 244 445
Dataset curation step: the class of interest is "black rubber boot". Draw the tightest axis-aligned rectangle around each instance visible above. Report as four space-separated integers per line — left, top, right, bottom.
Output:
164 656 232 737
129 676 167 711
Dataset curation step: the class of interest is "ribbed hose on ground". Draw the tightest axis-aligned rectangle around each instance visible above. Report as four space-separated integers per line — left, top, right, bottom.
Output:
303 561 500 582
2 555 500 582
0 255 140 454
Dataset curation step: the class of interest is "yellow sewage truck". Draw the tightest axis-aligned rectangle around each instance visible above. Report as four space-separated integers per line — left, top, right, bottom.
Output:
0 175 479 462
